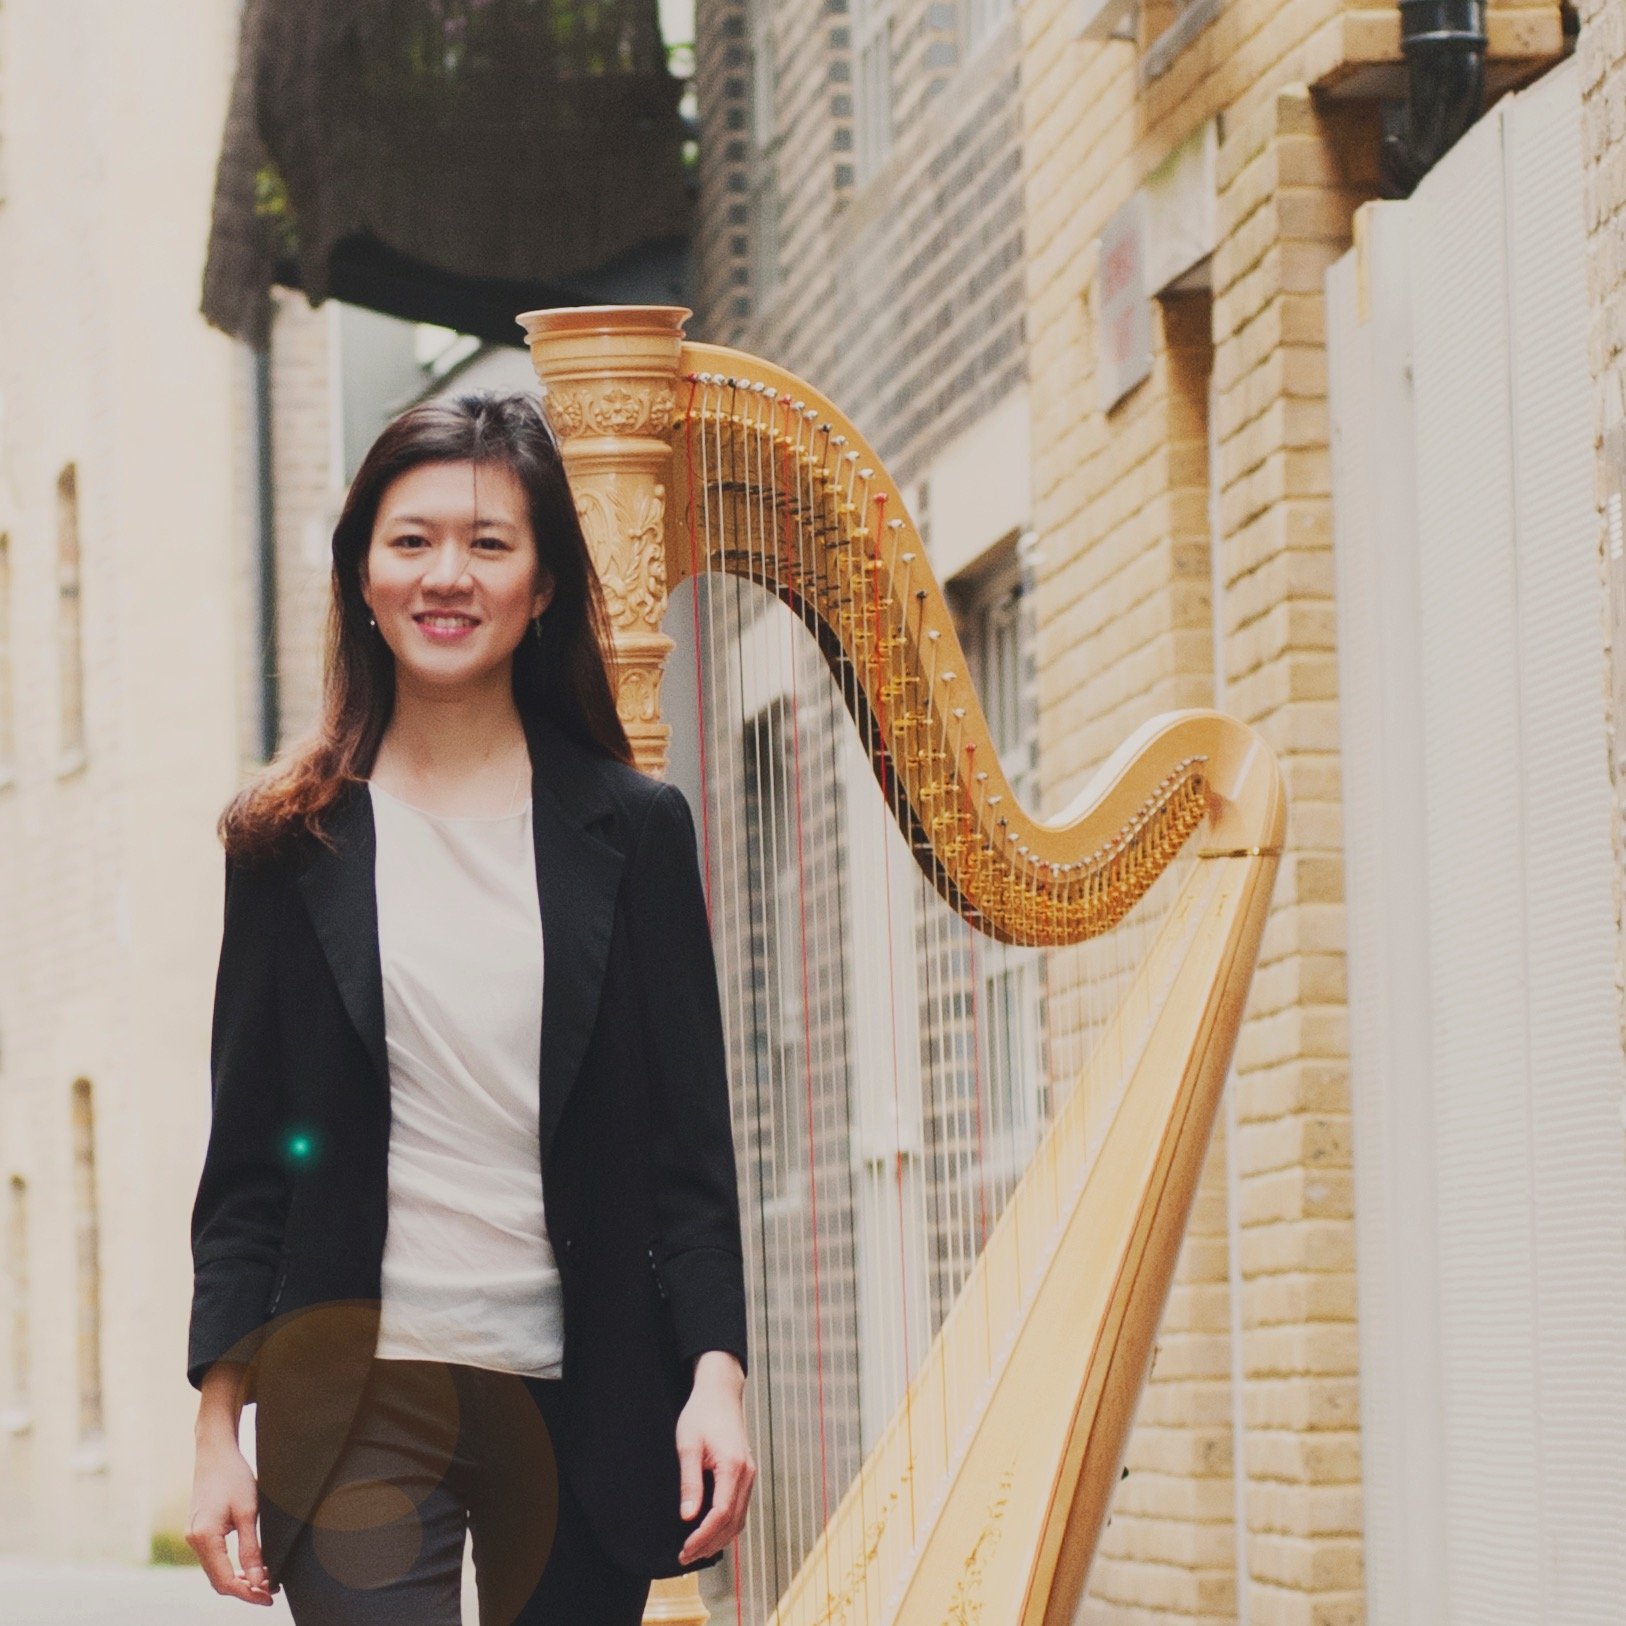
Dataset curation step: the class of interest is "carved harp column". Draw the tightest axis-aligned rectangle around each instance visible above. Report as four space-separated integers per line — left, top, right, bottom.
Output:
520 307 707 1626
519 305 687 776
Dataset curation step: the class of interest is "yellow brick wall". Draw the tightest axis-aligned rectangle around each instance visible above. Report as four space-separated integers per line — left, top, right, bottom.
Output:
1018 0 1561 1618
1213 87 1377 1626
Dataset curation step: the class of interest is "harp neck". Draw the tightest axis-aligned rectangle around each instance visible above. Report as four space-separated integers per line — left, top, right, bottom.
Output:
521 305 1283 922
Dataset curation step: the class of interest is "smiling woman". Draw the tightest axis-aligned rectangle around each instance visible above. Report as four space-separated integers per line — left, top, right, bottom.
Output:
361 459 555 816
185 392 754 1623
215 393 634 859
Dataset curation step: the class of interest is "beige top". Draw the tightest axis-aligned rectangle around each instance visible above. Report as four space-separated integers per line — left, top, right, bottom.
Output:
368 780 564 1379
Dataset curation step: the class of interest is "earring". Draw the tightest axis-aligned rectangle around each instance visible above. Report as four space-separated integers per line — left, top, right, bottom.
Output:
532 615 544 641
368 615 378 629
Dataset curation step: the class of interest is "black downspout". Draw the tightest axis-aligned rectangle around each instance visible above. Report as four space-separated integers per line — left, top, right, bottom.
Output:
253 345 280 762
1381 0 1488 195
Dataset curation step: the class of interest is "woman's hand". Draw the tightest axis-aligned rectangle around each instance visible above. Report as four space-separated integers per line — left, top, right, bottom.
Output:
676 1350 756 1565
187 1362 275 1605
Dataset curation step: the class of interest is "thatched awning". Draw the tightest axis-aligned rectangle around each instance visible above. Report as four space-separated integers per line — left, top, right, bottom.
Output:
202 0 691 347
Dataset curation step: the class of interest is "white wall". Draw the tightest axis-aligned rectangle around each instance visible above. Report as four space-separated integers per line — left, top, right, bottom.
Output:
1328 56 1626 1624
0 0 248 1561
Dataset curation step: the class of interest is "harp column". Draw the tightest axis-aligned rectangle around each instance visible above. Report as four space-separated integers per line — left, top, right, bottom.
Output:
520 305 711 1626
519 304 688 777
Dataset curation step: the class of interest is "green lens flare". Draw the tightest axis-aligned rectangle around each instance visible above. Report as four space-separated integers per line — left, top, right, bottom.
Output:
283 1128 320 1166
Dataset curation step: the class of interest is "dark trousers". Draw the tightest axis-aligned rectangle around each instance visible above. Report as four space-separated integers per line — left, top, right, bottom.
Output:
264 1357 653 1626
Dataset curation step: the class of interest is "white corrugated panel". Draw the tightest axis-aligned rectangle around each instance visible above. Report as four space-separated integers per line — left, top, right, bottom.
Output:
1330 53 1626 1624
1409 101 1543 1623
1328 202 1450 1626
1501 60 1626 1619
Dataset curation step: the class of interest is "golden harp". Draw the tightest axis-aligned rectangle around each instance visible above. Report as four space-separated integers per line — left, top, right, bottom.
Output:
519 307 1283 1626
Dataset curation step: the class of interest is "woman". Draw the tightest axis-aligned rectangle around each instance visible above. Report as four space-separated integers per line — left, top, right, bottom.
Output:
184 392 753 1624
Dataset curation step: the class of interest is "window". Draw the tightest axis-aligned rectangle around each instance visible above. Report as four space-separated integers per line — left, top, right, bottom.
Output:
0 531 13 782
749 0 775 152
954 542 1036 803
952 540 1042 1173
962 0 1014 51
742 704 809 1209
1139 0 1222 83
748 0 779 300
0 0 8 207
56 465 85 767
1077 0 1223 80
2 1176 28 1433
853 0 893 183
751 176 781 303
70 1080 104 1456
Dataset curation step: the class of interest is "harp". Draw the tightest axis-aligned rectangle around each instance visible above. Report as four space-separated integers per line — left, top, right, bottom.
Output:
520 307 1283 1626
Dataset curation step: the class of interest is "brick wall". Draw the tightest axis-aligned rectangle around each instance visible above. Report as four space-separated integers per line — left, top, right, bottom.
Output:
1014 0 1557 1618
694 0 1568 1620
1212 86 1378 1626
694 0 1027 489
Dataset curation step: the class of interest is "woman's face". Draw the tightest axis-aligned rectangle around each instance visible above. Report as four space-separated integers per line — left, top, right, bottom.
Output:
361 459 552 690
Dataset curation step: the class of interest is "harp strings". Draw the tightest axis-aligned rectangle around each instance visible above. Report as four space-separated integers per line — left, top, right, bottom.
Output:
677 380 1197 1624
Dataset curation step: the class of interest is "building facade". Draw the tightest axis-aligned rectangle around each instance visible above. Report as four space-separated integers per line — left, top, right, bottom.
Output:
692 2 1605 1624
0 0 253 1563
691 3 1049 1616
0 0 520 1570
1019 4 1573 1623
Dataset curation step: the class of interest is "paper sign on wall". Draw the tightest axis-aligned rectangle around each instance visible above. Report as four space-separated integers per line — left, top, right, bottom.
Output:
1097 192 1152 413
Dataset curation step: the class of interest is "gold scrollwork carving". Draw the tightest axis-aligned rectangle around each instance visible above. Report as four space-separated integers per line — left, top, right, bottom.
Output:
809 1484 902 1626
617 665 664 726
543 383 678 442
944 1466 1015 1626
574 485 668 633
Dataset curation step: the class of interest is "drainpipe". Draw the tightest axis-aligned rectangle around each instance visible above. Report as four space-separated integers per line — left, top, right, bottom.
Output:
253 346 280 761
1381 0 1488 195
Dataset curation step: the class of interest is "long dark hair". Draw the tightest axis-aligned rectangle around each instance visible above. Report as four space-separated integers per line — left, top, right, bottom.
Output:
221 390 632 861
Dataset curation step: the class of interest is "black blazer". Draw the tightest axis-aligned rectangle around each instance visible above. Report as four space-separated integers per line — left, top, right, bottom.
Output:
186 707 748 1584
